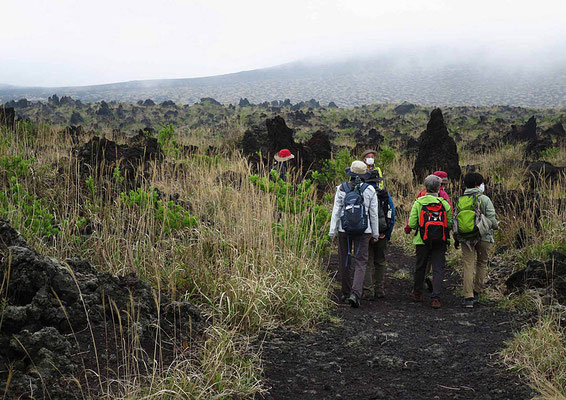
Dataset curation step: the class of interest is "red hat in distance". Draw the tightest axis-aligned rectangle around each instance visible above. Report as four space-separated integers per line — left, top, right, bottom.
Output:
433 171 449 183
274 149 295 162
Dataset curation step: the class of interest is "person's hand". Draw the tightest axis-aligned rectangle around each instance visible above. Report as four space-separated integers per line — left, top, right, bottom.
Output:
370 237 378 244
378 234 386 239
404 226 411 235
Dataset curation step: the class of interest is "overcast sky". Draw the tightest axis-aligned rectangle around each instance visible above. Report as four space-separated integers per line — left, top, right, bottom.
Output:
2 0 565 87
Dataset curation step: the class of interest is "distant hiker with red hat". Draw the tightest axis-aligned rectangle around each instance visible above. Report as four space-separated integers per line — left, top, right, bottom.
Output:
407 174 453 308
329 160 380 308
272 149 294 181
416 171 452 208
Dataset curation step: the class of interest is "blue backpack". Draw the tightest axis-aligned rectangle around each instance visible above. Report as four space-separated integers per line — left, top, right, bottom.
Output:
340 181 369 235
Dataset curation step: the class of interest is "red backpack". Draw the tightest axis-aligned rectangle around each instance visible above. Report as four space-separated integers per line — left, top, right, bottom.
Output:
419 201 448 244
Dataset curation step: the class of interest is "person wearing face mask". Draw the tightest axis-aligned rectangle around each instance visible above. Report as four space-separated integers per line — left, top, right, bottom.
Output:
454 172 498 308
361 149 383 189
360 149 396 299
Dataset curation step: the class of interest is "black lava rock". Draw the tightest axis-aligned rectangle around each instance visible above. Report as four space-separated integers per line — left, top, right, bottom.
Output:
412 108 461 181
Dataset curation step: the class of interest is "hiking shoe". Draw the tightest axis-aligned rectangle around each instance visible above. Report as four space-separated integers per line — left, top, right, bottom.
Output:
431 298 441 309
348 294 360 308
424 277 433 293
473 292 480 303
462 298 474 308
410 291 423 302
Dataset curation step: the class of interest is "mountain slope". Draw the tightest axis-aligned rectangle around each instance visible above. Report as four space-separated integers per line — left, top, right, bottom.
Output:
1 55 565 107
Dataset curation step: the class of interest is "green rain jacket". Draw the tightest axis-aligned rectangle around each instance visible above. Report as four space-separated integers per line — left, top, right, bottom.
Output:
408 194 453 245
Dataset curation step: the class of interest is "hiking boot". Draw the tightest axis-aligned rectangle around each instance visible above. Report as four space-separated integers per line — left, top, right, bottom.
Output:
431 298 441 309
473 291 480 303
424 277 433 293
348 294 360 308
462 298 474 308
410 291 423 302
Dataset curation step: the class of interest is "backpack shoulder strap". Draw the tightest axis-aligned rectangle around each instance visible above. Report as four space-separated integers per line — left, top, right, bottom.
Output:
359 183 369 194
341 182 351 193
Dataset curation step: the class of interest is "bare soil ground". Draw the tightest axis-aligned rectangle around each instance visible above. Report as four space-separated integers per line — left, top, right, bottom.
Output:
259 246 533 400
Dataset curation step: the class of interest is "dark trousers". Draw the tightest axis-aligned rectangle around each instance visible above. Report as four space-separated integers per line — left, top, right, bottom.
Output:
363 239 388 295
338 232 371 299
414 243 446 299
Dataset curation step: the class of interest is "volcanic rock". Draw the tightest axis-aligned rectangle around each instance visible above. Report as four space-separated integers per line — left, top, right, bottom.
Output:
69 111 84 125
526 161 566 186
241 116 326 171
5 98 31 108
0 220 202 399
544 122 565 142
265 116 300 156
59 96 75 106
63 125 85 146
0 107 15 129
506 251 566 303
352 128 385 156
304 131 332 171
524 137 554 158
160 100 176 107
393 102 416 115
48 94 60 106
505 116 537 143
239 98 251 107
143 98 155 106
200 97 221 106
413 108 461 181
96 101 113 117
76 135 162 186
328 101 338 108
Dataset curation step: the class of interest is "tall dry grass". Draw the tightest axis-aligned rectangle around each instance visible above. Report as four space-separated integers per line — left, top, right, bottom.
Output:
502 304 566 400
0 121 332 398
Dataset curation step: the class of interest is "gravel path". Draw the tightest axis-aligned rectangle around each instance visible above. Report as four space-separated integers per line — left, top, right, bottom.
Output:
259 246 533 400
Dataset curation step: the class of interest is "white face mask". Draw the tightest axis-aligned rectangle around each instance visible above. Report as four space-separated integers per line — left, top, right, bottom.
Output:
365 157 375 166
479 183 485 193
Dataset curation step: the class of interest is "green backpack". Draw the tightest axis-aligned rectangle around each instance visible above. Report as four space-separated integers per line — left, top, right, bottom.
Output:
453 194 482 241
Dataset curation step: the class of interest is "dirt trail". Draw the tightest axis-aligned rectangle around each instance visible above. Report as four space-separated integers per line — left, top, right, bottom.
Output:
259 246 533 400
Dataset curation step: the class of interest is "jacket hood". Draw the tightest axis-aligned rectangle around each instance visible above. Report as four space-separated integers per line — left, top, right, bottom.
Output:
415 194 446 206
463 188 482 195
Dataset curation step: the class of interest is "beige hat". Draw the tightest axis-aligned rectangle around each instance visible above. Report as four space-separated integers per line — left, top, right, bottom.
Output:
361 149 378 159
345 160 369 177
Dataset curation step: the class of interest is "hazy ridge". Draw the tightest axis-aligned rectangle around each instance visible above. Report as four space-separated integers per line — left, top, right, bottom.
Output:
1 55 566 107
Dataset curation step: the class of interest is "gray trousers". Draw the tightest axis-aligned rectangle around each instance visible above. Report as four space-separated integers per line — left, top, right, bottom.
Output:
338 232 371 299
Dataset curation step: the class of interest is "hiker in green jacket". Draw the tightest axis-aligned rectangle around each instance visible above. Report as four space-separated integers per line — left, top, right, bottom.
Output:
408 175 453 308
454 172 499 308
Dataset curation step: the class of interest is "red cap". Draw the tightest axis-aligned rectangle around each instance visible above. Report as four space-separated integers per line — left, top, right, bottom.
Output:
274 148 295 162
433 171 448 180
278 149 292 158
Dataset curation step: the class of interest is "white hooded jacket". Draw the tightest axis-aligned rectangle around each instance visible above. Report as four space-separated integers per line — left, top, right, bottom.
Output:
329 182 379 239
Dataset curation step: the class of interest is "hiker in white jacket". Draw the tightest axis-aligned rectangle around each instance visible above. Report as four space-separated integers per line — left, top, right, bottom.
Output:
329 160 379 308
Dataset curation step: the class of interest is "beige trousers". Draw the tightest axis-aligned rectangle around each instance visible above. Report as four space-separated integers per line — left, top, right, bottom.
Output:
461 241 491 299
